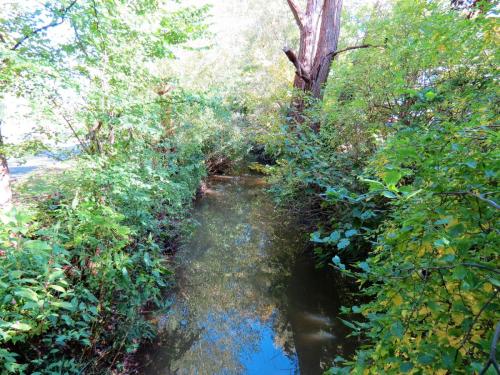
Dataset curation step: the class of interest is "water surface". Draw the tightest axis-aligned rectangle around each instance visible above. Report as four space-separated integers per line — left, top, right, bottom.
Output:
137 176 357 375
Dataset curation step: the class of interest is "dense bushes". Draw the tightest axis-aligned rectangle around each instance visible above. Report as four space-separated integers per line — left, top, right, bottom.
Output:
266 0 499 373
1 85 245 373
0 0 247 372
0 85 244 373
0 131 203 373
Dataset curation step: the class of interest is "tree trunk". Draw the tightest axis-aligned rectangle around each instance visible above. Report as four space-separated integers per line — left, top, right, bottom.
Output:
284 0 343 130
0 123 12 210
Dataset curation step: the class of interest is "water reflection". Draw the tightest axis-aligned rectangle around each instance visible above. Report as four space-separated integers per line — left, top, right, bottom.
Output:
137 177 357 375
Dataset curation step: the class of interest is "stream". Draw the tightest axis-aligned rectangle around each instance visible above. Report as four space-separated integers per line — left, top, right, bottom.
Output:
136 176 358 375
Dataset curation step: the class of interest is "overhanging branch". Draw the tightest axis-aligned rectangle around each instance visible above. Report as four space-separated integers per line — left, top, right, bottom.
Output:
11 0 78 51
327 43 385 59
480 322 500 375
438 191 500 210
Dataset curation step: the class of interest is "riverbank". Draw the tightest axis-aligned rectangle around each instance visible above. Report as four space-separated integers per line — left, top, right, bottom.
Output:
0 145 206 373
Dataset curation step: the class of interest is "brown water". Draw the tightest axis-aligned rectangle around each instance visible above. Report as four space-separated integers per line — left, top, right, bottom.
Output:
136 176 358 375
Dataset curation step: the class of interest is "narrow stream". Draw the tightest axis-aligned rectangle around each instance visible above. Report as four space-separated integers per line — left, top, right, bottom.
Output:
137 176 357 374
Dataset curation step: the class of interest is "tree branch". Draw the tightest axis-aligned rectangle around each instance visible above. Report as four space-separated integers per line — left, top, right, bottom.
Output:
11 0 78 51
49 97 90 154
456 291 499 364
283 47 311 83
439 191 500 210
326 44 385 59
286 0 305 29
480 322 500 375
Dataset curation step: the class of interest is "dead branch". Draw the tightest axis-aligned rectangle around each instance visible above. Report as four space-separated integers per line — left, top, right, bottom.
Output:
283 47 311 83
49 97 90 154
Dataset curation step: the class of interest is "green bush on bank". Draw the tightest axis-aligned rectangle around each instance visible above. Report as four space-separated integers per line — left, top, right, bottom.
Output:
0 144 202 373
0 84 246 373
267 0 499 373
0 0 247 371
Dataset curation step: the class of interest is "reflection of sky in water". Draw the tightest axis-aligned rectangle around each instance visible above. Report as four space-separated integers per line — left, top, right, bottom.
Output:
137 177 358 375
176 309 298 375
239 319 298 375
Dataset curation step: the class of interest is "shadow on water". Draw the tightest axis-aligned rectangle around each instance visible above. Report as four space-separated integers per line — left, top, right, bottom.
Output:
136 176 358 375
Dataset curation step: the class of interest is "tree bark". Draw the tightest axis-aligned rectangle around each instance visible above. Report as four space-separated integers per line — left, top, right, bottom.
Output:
0 123 12 210
285 0 343 130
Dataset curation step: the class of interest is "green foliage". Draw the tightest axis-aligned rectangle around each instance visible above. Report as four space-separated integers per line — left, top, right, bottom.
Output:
0 131 209 373
267 96 386 262
267 0 499 373
331 1 500 370
0 0 244 373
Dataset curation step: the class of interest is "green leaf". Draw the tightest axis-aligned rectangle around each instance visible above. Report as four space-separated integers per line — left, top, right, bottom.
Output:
52 301 75 311
435 218 450 225
400 362 413 373
339 318 359 331
360 178 384 191
328 231 341 243
144 252 151 267
434 238 450 247
311 231 325 243
47 270 65 282
71 191 79 209
383 170 402 187
403 189 422 200
391 320 404 338
358 261 370 273
23 240 51 252
49 285 66 293
424 91 437 101
453 266 468 280
332 256 345 270
381 190 397 199
10 322 32 331
465 160 477 169
14 288 39 302
488 278 500 288
441 254 456 263
345 229 358 238
337 238 350 250
417 354 434 365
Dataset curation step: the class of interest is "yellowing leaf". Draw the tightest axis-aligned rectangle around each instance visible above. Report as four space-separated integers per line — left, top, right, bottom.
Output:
393 294 403 305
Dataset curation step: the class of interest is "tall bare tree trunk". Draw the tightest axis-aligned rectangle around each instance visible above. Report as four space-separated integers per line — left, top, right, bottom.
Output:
284 0 343 130
0 122 12 210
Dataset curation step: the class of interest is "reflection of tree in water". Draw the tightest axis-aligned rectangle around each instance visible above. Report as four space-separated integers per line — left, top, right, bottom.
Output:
138 178 358 375
264 209 360 373
138 324 203 374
